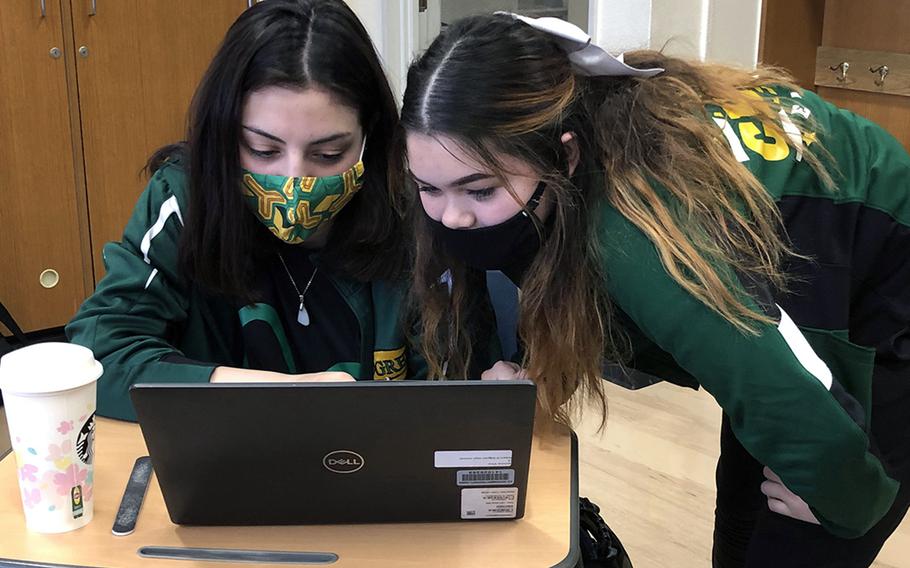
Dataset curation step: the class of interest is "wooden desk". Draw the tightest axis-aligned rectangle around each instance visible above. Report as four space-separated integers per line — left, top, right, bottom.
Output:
1 419 579 567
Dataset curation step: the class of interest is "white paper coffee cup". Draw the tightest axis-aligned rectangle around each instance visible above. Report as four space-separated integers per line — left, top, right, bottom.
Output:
0 342 102 533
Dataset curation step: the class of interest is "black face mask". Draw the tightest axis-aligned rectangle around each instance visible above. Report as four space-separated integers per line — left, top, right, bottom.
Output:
425 181 550 284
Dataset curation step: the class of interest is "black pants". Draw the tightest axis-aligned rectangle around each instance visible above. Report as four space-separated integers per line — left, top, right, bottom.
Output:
712 415 910 568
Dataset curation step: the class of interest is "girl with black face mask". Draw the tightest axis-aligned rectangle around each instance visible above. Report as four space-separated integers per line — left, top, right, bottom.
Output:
397 12 910 568
422 179 549 284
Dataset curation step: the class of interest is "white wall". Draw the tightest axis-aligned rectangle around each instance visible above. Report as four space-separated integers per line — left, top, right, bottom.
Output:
590 0 763 68
344 0 415 100
704 0 763 67
650 0 708 58
344 0 385 54
589 0 652 52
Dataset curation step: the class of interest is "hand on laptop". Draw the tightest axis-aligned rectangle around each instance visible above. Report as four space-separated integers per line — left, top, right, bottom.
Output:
481 360 528 381
211 367 355 383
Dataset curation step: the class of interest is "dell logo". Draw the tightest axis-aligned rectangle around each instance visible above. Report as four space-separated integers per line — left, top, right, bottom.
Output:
323 450 365 474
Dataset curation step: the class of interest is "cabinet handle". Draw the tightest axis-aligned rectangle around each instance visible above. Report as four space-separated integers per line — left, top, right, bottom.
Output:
40 0 46 18
869 65 889 86
89 0 96 16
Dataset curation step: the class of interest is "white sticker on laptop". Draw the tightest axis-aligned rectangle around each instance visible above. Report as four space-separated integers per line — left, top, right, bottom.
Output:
461 487 518 519
457 469 515 486
434 450 512 468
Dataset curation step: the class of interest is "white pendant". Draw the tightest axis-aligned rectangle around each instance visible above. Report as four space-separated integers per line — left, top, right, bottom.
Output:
297 304 310 326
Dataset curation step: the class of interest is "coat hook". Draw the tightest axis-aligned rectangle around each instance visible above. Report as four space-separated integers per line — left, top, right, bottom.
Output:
869 65 889 86
829 61 849 82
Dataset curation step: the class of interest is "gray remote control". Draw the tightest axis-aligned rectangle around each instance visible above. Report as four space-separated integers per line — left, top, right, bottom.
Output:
112 456 153 536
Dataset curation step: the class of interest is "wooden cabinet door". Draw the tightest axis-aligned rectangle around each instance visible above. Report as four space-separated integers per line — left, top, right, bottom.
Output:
761 1 910 151
0 0 90 332
816 0 910 152
759 0 826 90
70 0 245 280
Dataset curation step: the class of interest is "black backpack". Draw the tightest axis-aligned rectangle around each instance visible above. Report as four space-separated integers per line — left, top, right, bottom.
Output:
579 497 634 568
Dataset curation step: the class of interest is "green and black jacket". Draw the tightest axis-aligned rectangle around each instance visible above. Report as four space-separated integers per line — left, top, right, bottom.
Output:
600 87 908 538
66 160 426 422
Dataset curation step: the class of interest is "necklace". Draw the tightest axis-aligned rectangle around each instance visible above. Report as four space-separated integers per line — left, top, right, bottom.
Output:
277 252 318 327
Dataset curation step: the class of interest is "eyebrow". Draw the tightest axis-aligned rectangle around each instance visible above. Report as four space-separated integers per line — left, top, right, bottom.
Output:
411 172 495 188
310 132 353 145
242 127 353 147
242 125 284 144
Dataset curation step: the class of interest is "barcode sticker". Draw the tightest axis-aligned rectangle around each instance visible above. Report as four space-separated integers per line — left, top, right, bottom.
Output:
457 469 515 486
461 487 518 519
434 450 512 468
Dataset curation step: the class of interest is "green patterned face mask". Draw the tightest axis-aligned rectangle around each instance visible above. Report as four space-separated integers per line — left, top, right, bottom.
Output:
242 143 365 244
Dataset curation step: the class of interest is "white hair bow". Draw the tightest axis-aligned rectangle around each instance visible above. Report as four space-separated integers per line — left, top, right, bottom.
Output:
499 12 664 78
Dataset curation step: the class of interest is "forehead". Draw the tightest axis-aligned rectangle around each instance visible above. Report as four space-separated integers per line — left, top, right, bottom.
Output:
406 133 480 176
242 85 360 135
405 132 537 185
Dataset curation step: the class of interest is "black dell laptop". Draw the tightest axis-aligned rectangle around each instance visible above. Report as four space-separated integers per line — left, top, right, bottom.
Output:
129 380 536 525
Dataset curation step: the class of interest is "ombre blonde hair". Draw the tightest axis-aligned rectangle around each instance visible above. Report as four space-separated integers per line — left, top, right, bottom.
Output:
397 14 831 425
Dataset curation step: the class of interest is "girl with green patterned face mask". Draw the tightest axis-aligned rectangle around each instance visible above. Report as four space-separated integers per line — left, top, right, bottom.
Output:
67 0 422 405
238 85 367 247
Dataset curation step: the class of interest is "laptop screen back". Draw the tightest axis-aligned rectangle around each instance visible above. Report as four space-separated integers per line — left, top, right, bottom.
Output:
130 380 536 525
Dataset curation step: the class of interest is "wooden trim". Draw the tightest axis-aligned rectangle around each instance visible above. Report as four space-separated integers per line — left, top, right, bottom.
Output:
815 46 910 98
59 0 95 295
757 0 769 61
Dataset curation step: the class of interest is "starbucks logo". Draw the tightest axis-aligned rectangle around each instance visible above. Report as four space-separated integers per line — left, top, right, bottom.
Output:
76 413 95 465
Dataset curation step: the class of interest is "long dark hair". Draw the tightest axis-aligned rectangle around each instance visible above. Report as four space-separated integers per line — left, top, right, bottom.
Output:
398 14 827 423
148 0 407 300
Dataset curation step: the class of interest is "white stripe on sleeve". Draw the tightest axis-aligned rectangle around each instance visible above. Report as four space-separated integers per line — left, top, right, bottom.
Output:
140 195 184 264
775 304 833 390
